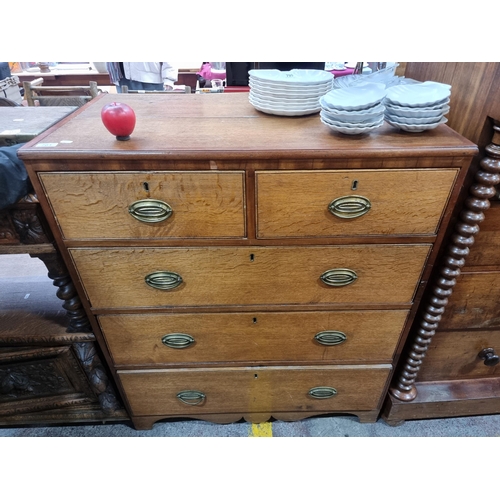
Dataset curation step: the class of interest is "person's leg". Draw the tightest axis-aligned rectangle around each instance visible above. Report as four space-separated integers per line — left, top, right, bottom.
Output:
116 78 163 92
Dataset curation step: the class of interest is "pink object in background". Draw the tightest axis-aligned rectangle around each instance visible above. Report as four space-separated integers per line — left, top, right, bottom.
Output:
197 62 227 81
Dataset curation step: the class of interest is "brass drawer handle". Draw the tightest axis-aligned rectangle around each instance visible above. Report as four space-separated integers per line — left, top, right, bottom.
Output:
314 330 347 346
320 268 357 287
129 199 173 223
309 387 338 399
162 333 195 349
145 271 183 290
177 390 206 406
328 195 371 219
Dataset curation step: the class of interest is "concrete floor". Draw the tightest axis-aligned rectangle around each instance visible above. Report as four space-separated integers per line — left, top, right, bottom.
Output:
1 253 500 438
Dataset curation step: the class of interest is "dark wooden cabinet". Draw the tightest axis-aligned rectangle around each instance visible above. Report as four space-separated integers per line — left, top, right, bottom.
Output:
383 62 500 423
0 196 127 426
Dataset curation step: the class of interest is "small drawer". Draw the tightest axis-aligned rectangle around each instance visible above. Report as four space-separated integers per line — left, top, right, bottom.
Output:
463 202 500 268
439 272 500 330
256 169 457 238
417 329 500 381
39 171 246 239
70 244 431 309
118 365 392 416
99 310 409 365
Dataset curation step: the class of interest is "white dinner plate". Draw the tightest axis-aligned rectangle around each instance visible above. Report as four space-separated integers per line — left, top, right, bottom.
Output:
248 69 334 86
249 78 332 93
249 81 332 98
250 92 320 106
249 96 320 116
249 94 320 111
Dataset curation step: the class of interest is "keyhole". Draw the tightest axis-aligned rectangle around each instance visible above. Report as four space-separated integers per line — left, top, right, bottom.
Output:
254 374 258 379
143 182 150 192
252 317 257 324
351 180 358 191
250 253 255 262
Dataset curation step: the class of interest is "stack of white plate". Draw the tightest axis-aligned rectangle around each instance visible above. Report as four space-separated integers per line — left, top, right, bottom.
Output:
319 83 387 135
248 69 334 116
384 81 451 132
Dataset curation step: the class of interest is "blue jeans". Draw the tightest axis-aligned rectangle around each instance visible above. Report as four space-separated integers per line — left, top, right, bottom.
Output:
116 78 163 93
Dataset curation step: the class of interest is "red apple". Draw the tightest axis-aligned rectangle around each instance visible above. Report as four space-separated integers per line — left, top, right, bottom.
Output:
101 102 136 141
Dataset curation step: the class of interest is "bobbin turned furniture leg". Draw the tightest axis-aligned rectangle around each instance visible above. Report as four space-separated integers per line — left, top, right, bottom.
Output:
390 122 500 402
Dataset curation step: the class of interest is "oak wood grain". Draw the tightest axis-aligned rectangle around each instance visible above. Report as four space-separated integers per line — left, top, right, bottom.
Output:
17 93 477 162
118 364 392 416
98 309 409 366
256 169 457 238
70 245 431 309
40 171 246 240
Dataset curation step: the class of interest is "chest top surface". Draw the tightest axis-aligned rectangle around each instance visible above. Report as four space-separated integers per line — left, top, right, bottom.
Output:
17 92 477 162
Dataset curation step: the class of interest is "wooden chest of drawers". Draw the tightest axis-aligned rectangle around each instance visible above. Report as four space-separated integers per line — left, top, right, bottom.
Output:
19 92 477 429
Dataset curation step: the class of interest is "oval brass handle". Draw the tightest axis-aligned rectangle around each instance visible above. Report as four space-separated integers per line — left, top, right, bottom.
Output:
308 387 338 399
129 199 173 223
478 348 500 366
145 271 183 290
314 331 347 346
320 268 357 287
176 390 206 406
162 333 195 349
328 195 371 219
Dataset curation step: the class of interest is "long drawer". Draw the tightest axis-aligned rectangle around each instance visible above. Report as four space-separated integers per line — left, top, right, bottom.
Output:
118 365 392 416
99 310 409 365
70 245 431 309
39 171 246 239
256 169 458 238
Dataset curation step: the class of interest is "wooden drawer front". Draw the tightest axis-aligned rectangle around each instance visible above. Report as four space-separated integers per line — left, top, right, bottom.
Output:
118 365 392 416
418 330 500 382
439 272 500 330
99 310 409 365
256 169 457 238
39 171 246 239
71 245 430 309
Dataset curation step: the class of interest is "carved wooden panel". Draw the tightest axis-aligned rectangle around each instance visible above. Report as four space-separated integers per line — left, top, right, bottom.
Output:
0 345 96 416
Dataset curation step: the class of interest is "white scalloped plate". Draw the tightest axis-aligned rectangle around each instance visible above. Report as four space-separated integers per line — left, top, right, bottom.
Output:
321 107 384 124
385 81 451 107
248 69 334 85
249 78 332 92
321 116 384 134
385 103 450 118
321 83 387 111
249 82 332 98
249 97 320 116
250 91 320 106
320 111 384 128
384 112 445 125
385 115 448 132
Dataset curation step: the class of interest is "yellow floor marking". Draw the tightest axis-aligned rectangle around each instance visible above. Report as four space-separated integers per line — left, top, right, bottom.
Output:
249 422 273 437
